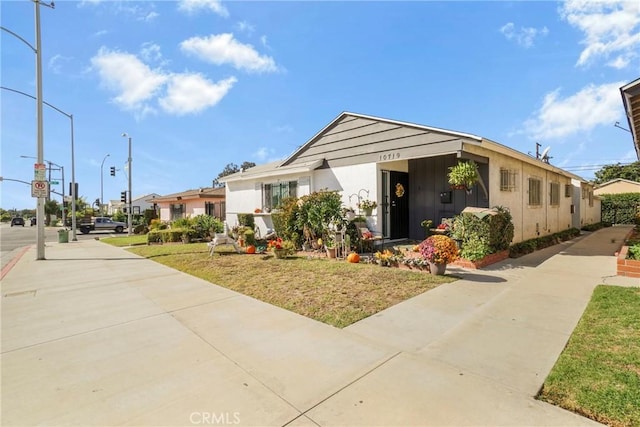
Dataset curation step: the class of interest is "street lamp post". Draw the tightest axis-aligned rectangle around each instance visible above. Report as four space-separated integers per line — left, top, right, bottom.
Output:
100 154 110 216
1 86 77 241
2 0 55 258
122 133 132 236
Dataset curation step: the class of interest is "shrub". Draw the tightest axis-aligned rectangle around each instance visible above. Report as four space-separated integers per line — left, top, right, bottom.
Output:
193 214 223 239
243 228 256 246
146 228 185 243
628 244 640 260
143 208 157 225
581 222 612 232
451 206 514 260
509 227 581 258
600 193 640 224
133 224 148 235
237 213 255 229
147 230 163 244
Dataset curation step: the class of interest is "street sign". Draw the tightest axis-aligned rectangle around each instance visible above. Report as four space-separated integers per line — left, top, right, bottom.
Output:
34 163 46 181
31 180 49 198
50 180 59 185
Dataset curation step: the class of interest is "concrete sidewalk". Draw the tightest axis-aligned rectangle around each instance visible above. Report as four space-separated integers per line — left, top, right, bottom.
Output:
1 226 636 426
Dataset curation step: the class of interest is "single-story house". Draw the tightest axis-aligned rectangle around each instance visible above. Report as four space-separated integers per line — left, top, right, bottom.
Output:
594 178 640 196
153 187 225 222
108 193 160 215
221 112 600 244
620 77 640 160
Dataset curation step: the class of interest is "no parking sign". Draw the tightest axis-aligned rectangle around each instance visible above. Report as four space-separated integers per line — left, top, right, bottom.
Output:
31 180 49 198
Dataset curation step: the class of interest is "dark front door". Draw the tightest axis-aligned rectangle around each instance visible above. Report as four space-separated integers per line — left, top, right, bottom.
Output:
389 171 409 239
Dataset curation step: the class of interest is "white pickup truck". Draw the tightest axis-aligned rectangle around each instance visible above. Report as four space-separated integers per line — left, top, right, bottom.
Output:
79 217 127 234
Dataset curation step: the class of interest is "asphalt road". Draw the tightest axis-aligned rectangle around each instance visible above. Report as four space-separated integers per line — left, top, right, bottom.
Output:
0 223 119 271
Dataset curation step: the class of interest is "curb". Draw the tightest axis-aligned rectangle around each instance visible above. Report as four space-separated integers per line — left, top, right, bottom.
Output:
1 245 32 281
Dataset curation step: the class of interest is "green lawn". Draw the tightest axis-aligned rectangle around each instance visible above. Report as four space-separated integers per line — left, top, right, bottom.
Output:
538 285 640 427
101 235 148 247
125 243 456 328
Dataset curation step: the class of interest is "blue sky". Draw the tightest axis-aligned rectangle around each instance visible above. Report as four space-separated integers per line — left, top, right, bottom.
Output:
2 0 639 210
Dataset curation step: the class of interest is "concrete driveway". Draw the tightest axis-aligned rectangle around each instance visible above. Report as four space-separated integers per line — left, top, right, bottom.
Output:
1 226 636 426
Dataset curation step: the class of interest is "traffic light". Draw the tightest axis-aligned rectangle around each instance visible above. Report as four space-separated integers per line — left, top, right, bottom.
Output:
110 166 116 176
120 191 127 203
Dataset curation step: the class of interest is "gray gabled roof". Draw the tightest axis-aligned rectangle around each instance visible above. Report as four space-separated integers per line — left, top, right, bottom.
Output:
281 111 482 166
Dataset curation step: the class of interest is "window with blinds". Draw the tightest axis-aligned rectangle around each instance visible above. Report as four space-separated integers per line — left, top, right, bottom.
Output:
500 169 517 191
528 178 542 206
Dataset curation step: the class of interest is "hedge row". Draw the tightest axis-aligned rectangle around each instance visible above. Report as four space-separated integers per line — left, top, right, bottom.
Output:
509 227 581 258
147 228 187 244
600 193 640 224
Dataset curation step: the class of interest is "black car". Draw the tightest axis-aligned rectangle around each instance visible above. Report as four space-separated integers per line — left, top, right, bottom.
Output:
30 217 36 226
11 217 25 227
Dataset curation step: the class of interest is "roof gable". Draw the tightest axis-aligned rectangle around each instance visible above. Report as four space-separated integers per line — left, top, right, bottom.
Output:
281 112 482 167
153 187 225 202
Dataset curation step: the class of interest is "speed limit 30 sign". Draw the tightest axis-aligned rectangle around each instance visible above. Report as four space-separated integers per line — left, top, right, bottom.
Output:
31 180 49 198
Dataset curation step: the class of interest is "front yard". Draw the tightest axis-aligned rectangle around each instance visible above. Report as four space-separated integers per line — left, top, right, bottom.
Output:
126 243 456 328
538 285 640 427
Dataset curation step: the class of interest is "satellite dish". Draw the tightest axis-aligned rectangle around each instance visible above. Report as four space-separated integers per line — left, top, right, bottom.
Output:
541 146 551 162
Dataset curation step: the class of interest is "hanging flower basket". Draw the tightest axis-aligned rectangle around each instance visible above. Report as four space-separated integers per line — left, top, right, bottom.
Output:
448 161 479 189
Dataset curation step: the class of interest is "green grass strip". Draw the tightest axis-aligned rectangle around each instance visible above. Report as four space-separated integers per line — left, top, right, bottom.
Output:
538 285 640 427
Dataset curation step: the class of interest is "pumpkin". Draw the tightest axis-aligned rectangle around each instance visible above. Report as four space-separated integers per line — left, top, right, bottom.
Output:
246 245 256 254
347 252 360 263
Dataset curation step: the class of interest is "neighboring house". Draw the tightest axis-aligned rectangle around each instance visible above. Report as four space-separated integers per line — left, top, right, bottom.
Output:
594 179 640 196
107 193 160 215
153 187 225 222
620 77 640 160
222 112 601 244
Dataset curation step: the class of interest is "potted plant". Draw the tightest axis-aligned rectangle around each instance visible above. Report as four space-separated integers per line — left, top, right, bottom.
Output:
358 199 377 216
324 233 337 258
267 237 295 259
420 219 434 237
448 161 479 191
418 234 459 275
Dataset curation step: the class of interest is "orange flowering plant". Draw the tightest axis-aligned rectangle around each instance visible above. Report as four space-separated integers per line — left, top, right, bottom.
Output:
267 237 295 257
419 235 459 264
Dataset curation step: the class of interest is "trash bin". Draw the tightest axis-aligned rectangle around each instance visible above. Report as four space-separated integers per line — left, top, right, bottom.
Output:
58 229 69 243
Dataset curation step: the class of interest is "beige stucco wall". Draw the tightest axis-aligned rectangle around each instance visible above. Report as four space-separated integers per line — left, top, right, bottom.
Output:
465 144 575 243
594 181 640 195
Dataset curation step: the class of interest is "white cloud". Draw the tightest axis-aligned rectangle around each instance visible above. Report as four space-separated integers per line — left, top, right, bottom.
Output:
236 21 255 35
91 47 236 117
178 0 229 18
260 35 270 49
253 147 270 161
90 47 167 115
180 33 277 73
524 81 625 140
159 74 237 115
560 0 640 68
48 54 72 74
93 29 108 37
500 22 549 48
140 42 164 64
140 11 159 22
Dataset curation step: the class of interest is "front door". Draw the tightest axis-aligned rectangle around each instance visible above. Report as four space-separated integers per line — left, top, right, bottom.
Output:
389 171 409 240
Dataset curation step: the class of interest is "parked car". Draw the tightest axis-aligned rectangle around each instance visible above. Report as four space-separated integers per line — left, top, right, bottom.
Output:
30 217 36 226
11 217 25 227
79 217 127 234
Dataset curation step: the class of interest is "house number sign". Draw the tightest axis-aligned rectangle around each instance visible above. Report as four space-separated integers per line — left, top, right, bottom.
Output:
379 152 400 161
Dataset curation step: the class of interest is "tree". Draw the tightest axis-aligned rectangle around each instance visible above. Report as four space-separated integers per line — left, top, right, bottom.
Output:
44 199 60 226
213 161 257 187
594 161 640 184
